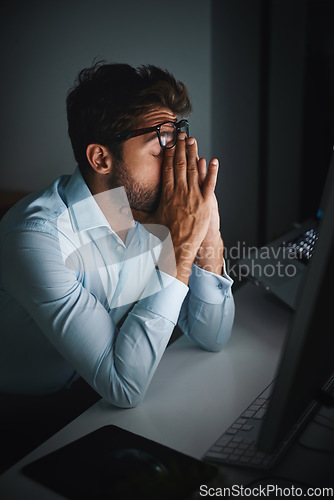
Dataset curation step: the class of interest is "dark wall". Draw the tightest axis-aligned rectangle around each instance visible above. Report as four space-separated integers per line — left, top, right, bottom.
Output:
0 0 212 192
212 0 334 257
212 0 263 252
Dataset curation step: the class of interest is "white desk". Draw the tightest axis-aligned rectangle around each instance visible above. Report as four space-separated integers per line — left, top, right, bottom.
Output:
0 283 294 498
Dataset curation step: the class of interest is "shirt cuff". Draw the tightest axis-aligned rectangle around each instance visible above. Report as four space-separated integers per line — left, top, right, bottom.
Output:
189 263 233 305
138 270 189 324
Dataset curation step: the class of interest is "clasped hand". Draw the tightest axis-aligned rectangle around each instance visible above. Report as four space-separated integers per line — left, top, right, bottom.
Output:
154 133 224 283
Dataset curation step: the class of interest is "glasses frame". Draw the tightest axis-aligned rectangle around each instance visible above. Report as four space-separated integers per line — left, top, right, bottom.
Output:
110 119 189 150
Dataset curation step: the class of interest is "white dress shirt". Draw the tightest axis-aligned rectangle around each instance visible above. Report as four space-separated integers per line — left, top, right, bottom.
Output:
0 168 235 408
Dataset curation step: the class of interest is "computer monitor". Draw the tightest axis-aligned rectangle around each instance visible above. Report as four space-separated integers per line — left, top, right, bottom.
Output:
258 168 334 453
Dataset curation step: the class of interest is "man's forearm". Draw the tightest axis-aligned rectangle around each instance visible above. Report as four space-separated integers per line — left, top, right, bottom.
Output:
194 237 224 276
178 266 235 352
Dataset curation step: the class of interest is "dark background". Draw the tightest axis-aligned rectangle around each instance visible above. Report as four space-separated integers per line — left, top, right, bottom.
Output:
213 0 334 250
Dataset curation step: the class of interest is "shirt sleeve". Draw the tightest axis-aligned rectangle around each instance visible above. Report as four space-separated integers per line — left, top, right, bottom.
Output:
178 263 235 352
1 229 188 408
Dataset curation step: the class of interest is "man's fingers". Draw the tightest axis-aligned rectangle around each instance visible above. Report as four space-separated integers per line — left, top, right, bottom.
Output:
202 158 219 199
197 157 207 187
162 145 175 191
162 136 216 199
186 137 199 188
173 133 188 187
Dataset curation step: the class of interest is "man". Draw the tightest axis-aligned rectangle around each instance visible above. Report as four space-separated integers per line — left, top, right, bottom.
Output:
0 62 234 411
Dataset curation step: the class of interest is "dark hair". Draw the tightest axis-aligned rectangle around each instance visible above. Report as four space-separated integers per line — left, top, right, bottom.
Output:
66 62 192 171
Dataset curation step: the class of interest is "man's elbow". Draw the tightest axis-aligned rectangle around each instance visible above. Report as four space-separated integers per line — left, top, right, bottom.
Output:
197 308 235 352
114 394 144 409
199 333 232 353
103 386 146 409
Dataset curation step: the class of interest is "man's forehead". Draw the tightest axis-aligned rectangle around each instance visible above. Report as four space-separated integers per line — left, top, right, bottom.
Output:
139 108 177 127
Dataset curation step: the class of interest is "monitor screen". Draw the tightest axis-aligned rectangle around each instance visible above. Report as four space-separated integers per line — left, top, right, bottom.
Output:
318 152 334 219
258 167 334 452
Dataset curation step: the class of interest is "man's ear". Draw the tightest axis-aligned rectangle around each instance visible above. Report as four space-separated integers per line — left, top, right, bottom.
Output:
86 144 112 175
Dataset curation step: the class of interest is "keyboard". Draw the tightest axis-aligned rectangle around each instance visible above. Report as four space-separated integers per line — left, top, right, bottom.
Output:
203 381 281 469
282 228 319 264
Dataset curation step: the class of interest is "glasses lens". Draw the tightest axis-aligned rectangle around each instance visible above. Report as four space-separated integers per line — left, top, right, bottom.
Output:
159 123 176 149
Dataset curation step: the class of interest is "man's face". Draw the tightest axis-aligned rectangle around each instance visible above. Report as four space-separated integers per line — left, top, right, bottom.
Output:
108 108 177 213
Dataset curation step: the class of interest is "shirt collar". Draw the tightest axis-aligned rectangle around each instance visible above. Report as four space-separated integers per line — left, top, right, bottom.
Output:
65 167 111 233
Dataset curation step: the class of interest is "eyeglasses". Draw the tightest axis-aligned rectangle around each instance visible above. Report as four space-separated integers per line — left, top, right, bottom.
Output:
110 119 189 150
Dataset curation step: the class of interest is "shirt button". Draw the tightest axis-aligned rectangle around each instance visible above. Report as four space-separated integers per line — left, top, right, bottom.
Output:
116 245 124 253
218 283 223 290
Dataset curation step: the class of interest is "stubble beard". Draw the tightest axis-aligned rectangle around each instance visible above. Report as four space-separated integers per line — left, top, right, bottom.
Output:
108 159 161 213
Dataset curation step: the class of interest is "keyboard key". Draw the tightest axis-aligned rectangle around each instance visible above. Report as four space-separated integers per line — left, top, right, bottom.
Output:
231 437 244 443
248 404 261 411
260 386 274 398
216 435 232 446
253 408 267 419
242 410 255 418
242 438 255 444
227 442 239 449
236 418 247 425
231 423 243 429
224 447 236 454
211 445 224 452
226 428 238 435
241 424 254 431
233 449 244 456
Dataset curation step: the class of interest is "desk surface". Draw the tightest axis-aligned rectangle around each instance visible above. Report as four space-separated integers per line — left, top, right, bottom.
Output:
0 283 305 498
